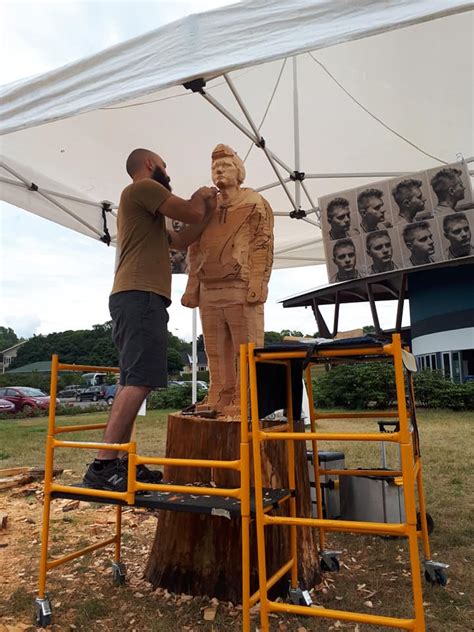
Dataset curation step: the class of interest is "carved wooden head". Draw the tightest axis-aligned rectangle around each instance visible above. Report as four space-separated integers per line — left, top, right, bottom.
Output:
211 144 246 189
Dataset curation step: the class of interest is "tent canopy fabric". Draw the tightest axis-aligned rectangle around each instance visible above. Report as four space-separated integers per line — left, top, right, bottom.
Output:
1 0 473 269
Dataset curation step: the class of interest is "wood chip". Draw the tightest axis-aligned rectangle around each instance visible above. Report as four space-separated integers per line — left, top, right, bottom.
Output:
62 500 80 512
203 606 217 621
0 513 8 529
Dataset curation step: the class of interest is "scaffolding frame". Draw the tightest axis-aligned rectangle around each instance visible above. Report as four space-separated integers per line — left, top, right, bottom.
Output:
36 352 273 630
246 333 441 632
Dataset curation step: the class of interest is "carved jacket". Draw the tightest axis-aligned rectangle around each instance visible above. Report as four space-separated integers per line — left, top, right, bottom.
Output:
182 188 274 308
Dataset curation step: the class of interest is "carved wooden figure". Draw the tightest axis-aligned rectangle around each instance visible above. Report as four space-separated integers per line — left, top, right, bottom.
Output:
182 144 274 415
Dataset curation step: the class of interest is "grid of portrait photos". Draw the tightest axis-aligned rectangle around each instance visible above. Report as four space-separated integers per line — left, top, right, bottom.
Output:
319 161 474 284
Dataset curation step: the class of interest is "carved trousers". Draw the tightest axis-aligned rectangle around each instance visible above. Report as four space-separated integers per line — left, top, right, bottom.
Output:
200 302 264 411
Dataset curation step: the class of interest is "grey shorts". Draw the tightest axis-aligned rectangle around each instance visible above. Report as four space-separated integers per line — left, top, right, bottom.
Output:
109 291 169 388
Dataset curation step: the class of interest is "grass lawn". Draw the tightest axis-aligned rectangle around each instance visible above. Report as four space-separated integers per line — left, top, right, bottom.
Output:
0 408 473 631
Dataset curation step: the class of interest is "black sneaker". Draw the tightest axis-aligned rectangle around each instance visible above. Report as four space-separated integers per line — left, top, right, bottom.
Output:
83 459 127 492
121 456 163 484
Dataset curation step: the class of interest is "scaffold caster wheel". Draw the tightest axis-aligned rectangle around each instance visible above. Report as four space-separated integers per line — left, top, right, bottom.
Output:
112 561 127 586
424 560 449 586
425 567 448 586
417 511 434 535
288 584 313 606
319 551 341 573
35 597 52 628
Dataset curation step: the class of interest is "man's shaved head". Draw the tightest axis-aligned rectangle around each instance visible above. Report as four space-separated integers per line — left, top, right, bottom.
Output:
126 148 160 178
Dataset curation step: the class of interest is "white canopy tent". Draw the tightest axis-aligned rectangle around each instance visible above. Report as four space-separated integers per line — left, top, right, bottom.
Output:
1 0 472 271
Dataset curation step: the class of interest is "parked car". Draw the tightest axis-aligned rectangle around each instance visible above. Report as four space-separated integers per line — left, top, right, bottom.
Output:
57 385 82 399
104 384 117 406
0 398 15 414
76 385 106 402
0 387 58 413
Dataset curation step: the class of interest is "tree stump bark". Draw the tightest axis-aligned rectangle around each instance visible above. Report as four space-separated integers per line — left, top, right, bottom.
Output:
144 413 319 602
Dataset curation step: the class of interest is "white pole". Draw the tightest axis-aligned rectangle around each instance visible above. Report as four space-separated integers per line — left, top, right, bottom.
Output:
192 308 197 404
293 56 301 210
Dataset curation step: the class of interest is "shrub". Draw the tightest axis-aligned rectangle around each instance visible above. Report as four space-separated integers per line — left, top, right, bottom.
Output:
413 370 467 410
0 403 107 421
312 363 474 410
147 385 206 410
313 361 395 409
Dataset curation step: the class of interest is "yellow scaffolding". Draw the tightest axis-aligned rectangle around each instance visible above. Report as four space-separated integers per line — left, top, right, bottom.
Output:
246 333 445 632
36 352 282 630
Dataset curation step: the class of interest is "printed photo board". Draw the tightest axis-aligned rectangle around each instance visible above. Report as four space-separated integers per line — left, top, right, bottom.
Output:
319 162 474 283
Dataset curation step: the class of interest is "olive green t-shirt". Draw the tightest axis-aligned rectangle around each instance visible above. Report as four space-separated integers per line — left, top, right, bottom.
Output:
111 179 172 302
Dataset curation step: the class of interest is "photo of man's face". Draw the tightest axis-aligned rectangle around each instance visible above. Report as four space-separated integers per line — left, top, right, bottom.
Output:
333 243 356 273
405 186 426 215
329 205 351 233
444 216 472 256
452 176 466 203
367 233 392 265
363 196 386 225
409 226 435 258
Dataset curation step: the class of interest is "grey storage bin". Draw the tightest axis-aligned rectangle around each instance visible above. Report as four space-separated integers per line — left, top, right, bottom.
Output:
307 451 344 519
339 472 405 523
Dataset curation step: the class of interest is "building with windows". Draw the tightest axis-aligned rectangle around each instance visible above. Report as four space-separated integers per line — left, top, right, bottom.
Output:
410 266 474 383
1 341 27 373
282 259 474 384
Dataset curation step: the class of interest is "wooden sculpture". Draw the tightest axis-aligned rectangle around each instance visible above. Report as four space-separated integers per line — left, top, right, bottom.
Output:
182 143 274 415
145 146 319 602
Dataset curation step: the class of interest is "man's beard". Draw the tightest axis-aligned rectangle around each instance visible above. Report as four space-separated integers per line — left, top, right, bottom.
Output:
151 166 172 192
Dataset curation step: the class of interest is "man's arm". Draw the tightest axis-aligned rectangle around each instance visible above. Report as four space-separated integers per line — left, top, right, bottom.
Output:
168 209 214 251
160 187 217 224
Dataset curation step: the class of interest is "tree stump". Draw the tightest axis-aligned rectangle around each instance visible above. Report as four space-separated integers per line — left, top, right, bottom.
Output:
144 413 320 602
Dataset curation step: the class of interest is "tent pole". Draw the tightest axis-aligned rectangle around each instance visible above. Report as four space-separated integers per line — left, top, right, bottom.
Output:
292 56 301 211
0 175 115 210
192 308 198 404
0 161 103 238
222 74 298 210
256 178 292 193
275 236 323 256
201 91 293 177
306 171 407 179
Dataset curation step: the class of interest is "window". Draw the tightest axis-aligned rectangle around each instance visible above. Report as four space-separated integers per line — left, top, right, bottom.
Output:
452 352 461 383
443 353 451 379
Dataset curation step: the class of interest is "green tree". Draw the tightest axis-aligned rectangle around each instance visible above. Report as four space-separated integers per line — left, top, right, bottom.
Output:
264 331 283 345
9 321 192 375
167 348 185 374
0 326 23 350
280 329 304 338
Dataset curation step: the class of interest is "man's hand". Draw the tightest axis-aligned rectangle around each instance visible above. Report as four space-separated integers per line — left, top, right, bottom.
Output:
192 186 218 212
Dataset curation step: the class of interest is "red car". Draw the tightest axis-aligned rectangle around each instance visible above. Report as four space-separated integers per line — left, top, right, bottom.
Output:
0 398 15 414
0 387 59 413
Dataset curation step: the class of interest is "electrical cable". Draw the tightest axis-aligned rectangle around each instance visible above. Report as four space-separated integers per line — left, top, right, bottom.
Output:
308 52 448 166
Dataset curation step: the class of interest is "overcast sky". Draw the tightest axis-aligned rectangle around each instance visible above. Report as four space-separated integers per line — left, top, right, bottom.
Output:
0 0 406 341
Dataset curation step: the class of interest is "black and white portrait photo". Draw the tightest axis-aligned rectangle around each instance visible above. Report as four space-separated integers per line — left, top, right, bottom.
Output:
327 237 364 283
167 218 188 274
390 174 432 224
399 220 442 267
356 183 393 233
365 228 402 275
427 163 474 216
320 191 360 242
441 213 474 260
